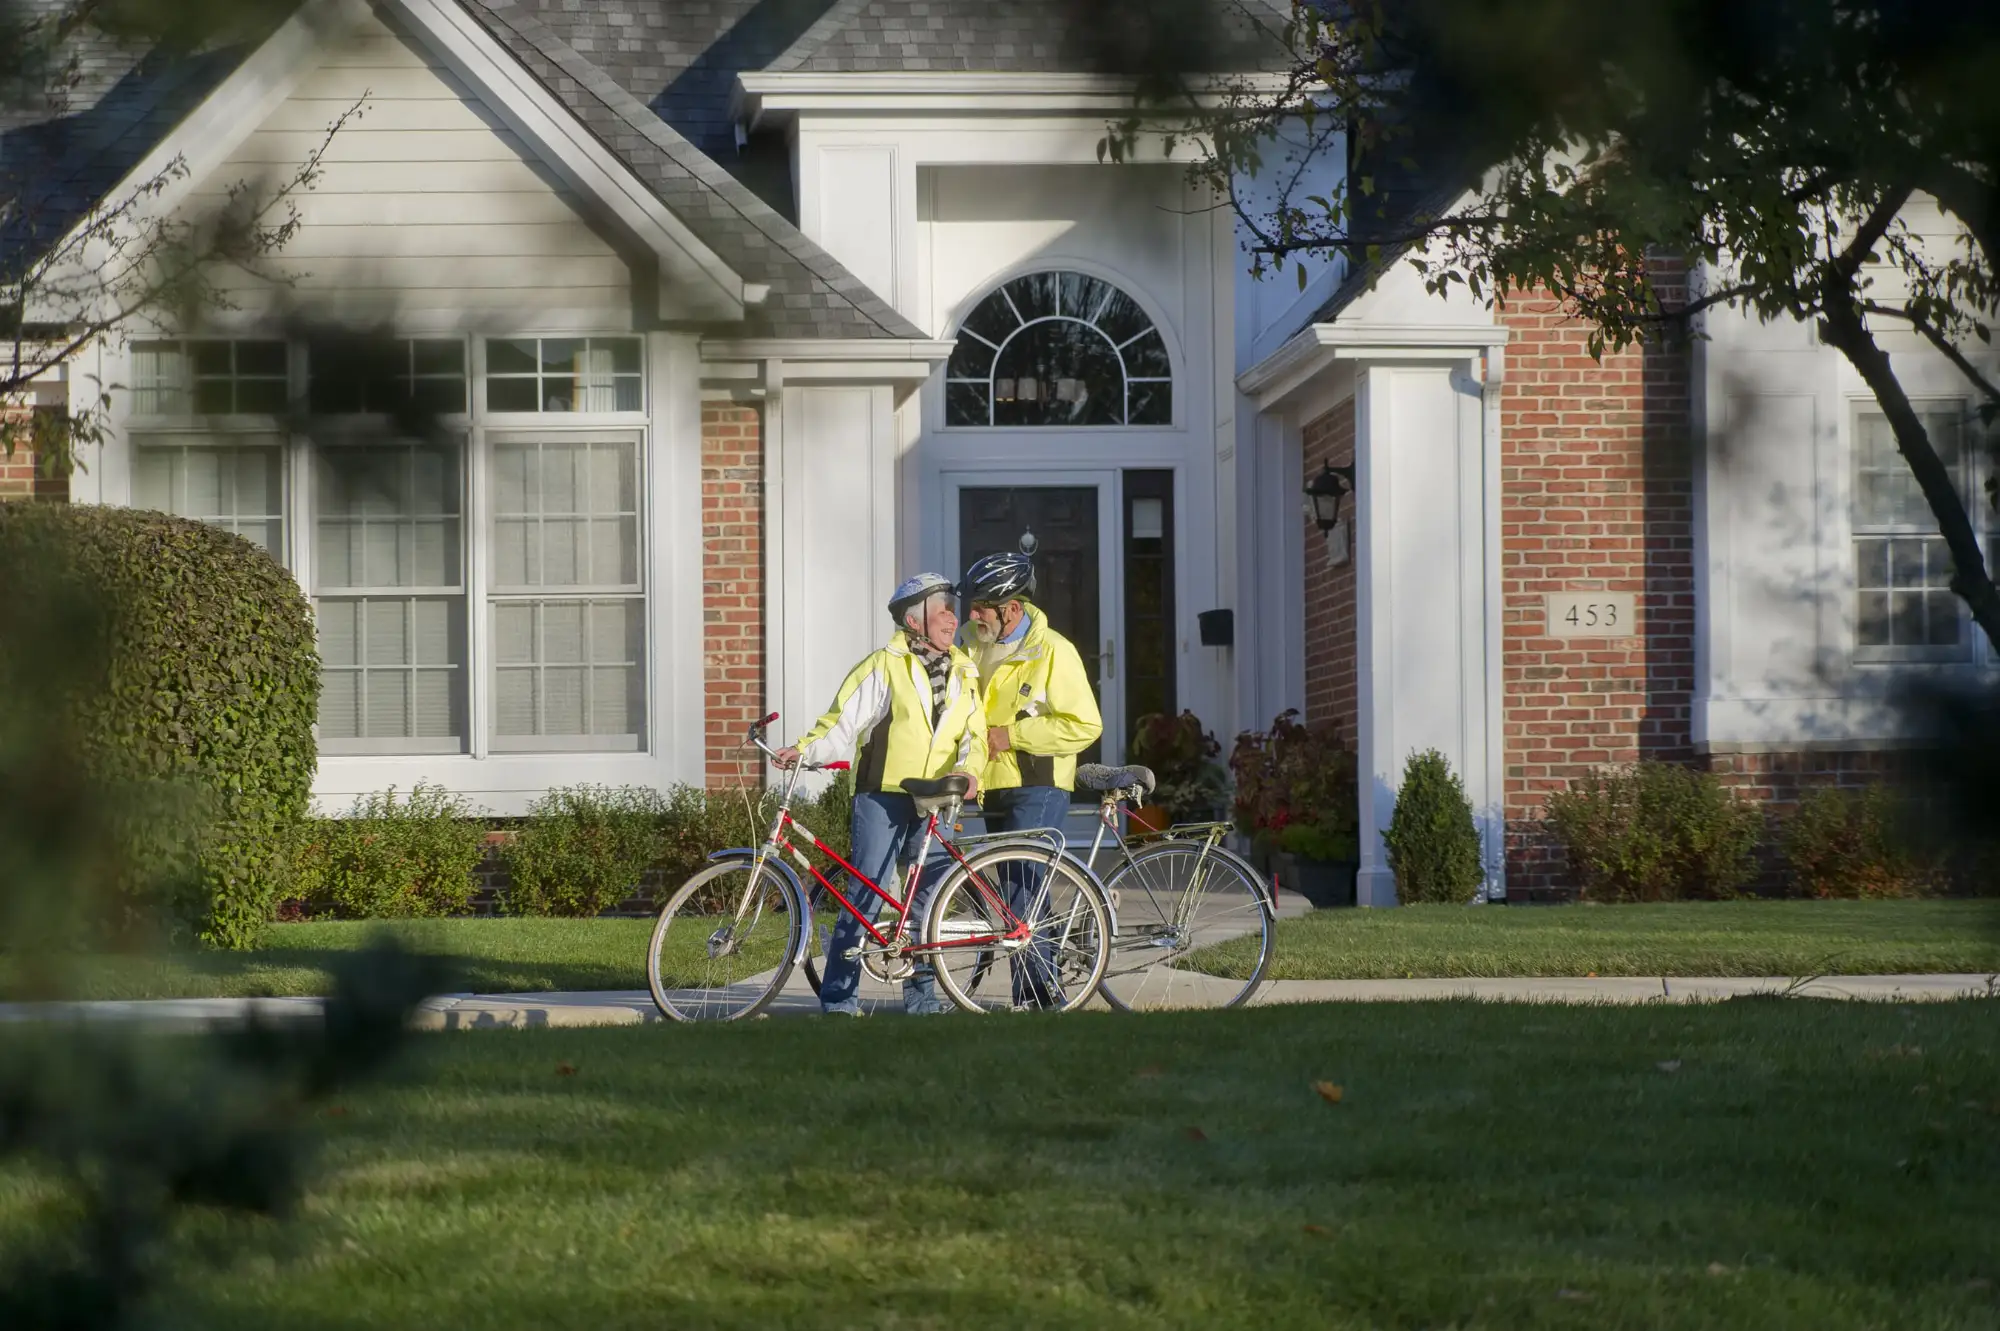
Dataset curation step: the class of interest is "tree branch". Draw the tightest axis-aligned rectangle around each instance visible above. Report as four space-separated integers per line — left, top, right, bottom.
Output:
1860 299 2000 408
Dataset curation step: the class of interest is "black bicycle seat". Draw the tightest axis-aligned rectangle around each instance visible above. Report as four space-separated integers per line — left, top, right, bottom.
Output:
900 774 973 801
1074 764 1157 795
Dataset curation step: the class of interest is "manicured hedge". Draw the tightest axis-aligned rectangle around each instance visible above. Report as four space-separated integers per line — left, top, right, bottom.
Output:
0 504 318 946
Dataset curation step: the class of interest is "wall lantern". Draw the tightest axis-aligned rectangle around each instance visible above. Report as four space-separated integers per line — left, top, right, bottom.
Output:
1303 462 1356 567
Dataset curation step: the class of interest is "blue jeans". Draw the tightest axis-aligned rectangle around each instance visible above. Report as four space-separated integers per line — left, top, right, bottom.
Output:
820 792 952 1015
980 784 1074 1009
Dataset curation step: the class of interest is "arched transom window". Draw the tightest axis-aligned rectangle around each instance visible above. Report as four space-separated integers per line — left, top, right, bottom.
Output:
945 271 1173 427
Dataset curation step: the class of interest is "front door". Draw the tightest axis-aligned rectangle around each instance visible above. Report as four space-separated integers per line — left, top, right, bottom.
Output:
953 481 1115 766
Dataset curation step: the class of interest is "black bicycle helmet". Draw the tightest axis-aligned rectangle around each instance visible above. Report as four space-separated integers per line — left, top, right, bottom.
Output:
961 551 1036 605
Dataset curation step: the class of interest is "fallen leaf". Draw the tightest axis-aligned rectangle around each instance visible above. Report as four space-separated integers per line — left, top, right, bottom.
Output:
1657 1060 1682 1073
1312 1080 1344 1104
1303 1224 1331 1237
1707 1262 1730 1277
1556 1289 1593 1302
1183 1126 1209 1142
556 1062 577 1077
1586 971 1598 978
323 1105 350 1117
1135 1064 1164 1079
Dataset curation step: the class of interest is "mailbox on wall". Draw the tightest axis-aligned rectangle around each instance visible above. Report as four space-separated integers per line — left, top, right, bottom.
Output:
1197 609 1234 648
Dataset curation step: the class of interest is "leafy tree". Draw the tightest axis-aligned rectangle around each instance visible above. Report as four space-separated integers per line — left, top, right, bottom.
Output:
0 0 360 475
1115 0 2000 651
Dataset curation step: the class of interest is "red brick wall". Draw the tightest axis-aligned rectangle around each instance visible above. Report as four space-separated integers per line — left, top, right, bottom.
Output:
1301 399 1358 745
702 403 764 786
1498 267 1696 892
0 413 67 502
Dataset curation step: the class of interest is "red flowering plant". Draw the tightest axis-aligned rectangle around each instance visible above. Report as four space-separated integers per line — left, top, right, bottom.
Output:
1229 711 1360 861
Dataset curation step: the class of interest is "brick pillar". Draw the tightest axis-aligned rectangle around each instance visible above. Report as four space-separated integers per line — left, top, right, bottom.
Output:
1301 399 1357 744
702 403 764 786
0 409 67 502
1498 271 1694 895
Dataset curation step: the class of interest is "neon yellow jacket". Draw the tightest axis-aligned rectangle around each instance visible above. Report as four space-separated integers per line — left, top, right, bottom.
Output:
966 605 1103 792
796 632 988 796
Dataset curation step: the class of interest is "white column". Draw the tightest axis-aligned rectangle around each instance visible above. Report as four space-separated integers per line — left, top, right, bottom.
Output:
652 332 707 787
1353 361 1506 906
1232 405 1306 735
767 382 901 746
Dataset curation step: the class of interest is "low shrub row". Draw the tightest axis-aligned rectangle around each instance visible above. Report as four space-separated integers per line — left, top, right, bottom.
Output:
1543 761 1974 901
280 775 857 920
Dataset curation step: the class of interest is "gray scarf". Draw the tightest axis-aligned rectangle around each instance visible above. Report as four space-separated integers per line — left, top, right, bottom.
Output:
903 630 952 724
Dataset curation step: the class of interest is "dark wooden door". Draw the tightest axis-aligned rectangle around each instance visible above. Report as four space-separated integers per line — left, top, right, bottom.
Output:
958 486 1103 769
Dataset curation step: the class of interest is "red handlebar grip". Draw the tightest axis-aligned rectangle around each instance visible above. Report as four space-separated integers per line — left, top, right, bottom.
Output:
762 712 780 725
823 761 851 771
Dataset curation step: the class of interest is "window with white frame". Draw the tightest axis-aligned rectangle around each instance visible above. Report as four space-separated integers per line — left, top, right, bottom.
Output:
132 339 289 415
127 333 652 758
131 437 286 561
489 434 645 750
1854 406 1973 659
486 337 642 413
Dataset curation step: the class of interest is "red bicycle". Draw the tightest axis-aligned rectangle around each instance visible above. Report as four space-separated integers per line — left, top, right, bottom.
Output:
645 714 1112 1020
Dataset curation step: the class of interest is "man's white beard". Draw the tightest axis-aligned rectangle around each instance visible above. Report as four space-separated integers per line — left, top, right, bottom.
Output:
970 620 998 644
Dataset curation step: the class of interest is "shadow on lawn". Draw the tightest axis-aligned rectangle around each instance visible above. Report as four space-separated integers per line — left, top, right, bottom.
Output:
146 946 641 997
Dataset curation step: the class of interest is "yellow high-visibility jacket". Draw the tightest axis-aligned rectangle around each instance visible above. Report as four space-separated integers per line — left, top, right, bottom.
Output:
796 632 987 795
966 605 1103 792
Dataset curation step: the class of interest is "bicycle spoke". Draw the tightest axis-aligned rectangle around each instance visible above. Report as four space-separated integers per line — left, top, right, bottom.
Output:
1098 842 1274 1012
926 847 1109 1013
648 861 803 1021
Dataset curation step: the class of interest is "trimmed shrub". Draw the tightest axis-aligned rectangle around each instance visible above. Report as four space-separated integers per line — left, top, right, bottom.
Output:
1543 761 1761 902
1781 785 1941 899
502 785 669 917
307 784 488 919
0 504 318 947
1383 749 1484 904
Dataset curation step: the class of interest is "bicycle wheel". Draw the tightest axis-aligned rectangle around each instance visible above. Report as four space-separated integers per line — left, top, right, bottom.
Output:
924 843 1110 1013
1098 841 1274 1011
647 859 804 1021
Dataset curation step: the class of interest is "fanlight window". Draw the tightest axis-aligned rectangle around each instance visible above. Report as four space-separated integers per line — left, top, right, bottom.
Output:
945 271 1173 427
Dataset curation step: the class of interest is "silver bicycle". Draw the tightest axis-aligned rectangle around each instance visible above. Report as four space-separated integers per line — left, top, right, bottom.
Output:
1062 763 1277 1011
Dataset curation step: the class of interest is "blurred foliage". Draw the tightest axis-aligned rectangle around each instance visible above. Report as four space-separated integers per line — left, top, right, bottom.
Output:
0 558 445 1329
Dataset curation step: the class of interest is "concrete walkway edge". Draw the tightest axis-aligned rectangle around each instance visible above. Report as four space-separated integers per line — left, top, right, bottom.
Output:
1 973 1994 1031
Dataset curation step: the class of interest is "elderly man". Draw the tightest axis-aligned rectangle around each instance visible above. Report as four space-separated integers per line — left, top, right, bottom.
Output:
959 552 1102 1008
775 573 985 1016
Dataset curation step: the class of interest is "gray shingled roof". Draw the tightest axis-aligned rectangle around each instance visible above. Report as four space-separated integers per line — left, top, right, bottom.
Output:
0 3 252 267
771 0 1295 74
463 0 928 340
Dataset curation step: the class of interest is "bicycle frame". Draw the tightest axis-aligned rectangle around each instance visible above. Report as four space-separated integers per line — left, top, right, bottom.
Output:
1077 793 1271 939
738 715 1040 959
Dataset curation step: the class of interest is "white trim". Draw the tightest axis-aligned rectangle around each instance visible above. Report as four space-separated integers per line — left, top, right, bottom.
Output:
734 71 1295 127
701 338 956 362
1237 322 1512 411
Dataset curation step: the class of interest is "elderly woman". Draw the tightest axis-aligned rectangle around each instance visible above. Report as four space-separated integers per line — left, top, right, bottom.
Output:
774 573 986 1016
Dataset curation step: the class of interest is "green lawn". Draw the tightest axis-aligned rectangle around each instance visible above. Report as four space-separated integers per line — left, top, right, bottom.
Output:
5 1002 1995 1329
1191 899 2000 981
10 900 1998 1001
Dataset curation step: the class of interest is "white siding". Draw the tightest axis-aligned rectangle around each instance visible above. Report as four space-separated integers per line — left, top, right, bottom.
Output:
187 11 633 325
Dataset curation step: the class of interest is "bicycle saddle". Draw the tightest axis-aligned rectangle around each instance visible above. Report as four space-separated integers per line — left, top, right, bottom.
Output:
1074 764 1157 795
899 774 973 801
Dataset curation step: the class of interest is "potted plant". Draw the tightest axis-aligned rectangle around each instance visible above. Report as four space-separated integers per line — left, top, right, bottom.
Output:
1230 711 1360 907
1126 710 1229 834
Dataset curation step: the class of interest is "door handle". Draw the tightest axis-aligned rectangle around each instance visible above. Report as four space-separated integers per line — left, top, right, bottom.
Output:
1101 639 1115 683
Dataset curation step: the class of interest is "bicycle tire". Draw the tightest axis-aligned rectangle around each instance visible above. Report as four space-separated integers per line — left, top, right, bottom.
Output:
924 842 1111 1013
1097 840 1274 1012
646 859 804 1021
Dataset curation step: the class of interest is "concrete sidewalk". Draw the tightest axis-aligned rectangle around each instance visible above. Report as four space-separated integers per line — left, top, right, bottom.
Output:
1 972 1993 1031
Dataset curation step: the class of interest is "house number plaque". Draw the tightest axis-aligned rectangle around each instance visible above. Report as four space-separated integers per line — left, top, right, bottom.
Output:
1545 592 1636 638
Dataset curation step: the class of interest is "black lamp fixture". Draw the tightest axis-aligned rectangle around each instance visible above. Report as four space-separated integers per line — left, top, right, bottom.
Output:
1304 462 1356 532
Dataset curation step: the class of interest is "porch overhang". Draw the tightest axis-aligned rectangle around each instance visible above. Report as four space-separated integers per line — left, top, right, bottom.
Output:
699 338 954 405
1238 321 1512 416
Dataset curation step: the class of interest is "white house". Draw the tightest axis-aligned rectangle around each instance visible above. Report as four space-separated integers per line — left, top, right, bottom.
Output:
27 0 1998 901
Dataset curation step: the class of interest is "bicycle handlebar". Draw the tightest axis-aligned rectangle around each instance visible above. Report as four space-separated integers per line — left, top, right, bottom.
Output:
742 711 848 773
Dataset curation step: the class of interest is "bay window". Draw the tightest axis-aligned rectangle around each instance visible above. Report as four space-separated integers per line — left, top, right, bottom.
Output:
125 333 654 760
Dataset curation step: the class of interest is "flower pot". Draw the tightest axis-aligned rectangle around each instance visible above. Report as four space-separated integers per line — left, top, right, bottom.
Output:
1127 805 1172 836
1283 854 1357 909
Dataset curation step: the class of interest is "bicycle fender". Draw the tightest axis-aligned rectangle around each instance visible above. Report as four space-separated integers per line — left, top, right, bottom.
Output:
702 849 815 969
